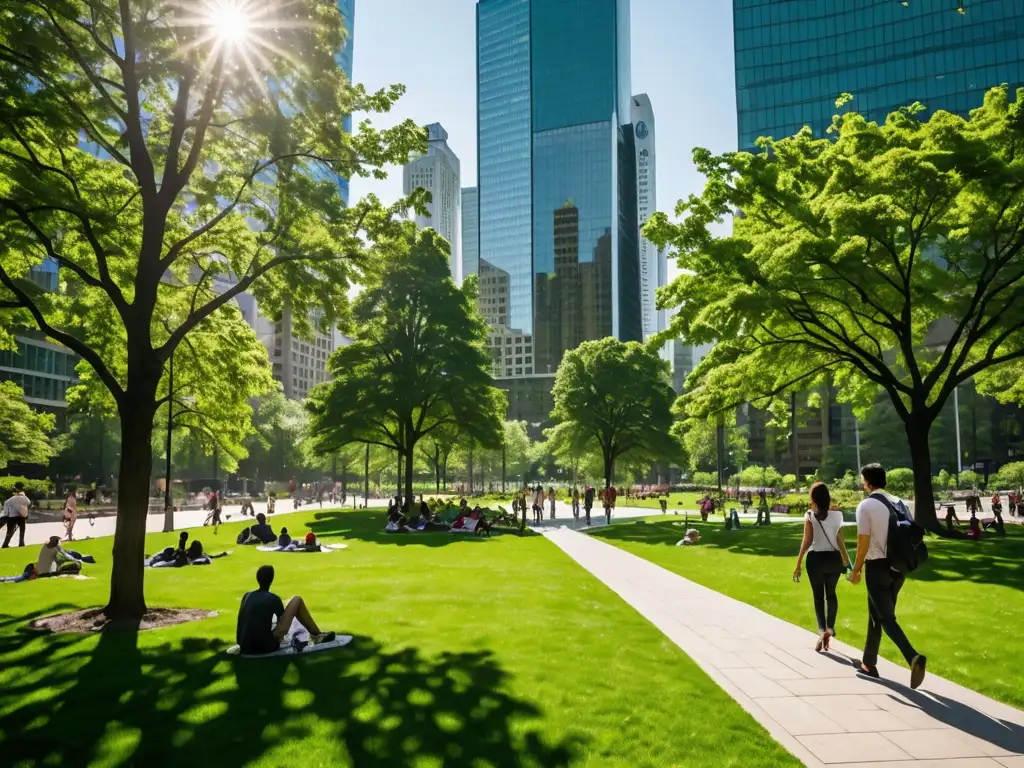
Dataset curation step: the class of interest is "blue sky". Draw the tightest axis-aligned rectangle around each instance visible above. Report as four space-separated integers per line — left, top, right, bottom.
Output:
348 0 737 241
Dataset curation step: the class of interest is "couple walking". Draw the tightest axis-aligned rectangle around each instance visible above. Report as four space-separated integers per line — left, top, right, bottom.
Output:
793 464 927 690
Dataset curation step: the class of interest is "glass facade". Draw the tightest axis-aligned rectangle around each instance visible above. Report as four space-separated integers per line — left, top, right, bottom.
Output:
477 0 640 375
0 338 78 405
734 0 1024 151
338 0 355 204
478 0 534 334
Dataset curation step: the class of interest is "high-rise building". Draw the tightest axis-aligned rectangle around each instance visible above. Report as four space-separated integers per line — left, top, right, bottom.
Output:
631 94 667 341
461 187 479 282
477 0 640 384
337 0 355 205
734 1 1024 152
403 123 461 279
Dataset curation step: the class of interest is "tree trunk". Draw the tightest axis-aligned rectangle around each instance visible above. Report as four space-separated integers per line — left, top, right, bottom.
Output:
906 416 938 530
105 394 158 621
404 442 415 513
363 444 369 509
468 445 474 495
604 451 614 490
435 445 441 494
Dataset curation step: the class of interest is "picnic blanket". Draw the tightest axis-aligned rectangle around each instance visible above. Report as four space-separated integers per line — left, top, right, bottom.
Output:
450 518 480 534
255 543 348 553
228 634 354 658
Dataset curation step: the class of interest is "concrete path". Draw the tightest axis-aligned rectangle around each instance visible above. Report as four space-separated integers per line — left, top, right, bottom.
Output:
544 525 1024 768
9 497 388 548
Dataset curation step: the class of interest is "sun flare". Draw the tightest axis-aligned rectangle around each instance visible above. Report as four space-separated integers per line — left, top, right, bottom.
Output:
205 0 253 45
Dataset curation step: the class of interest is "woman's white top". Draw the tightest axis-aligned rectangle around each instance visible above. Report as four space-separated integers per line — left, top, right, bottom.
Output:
805 508 843 552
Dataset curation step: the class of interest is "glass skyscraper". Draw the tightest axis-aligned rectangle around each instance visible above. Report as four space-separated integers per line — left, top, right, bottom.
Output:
734 0 1024 151
338 0 355 204
477 0 640 376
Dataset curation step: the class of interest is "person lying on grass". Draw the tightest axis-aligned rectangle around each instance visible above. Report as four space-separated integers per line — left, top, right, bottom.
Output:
36 536 85 576
236 565 335 654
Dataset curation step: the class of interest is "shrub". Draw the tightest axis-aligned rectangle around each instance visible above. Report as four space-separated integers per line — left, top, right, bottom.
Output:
780 474 797 489
0 476 52 502
884 467 915 496
995 462 1024 492
738 465 783 488
691 472 717 487
957 470 981 490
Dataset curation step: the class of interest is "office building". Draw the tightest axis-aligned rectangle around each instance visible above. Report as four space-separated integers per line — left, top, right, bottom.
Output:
403 123 461 279
337 0 355 205
461 187 479 281
476 0 641 424
734 0 1024 151
631 94 667 340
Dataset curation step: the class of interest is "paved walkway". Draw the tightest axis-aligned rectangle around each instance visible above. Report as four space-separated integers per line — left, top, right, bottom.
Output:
10 497 387 548
544 525 1024 768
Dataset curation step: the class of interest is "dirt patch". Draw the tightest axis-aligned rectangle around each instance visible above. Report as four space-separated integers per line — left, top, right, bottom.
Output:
30 607 218 634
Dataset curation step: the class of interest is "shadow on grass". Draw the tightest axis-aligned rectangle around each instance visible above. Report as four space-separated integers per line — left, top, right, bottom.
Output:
307 510 541 548
0 611 584 767
592 519 1024 592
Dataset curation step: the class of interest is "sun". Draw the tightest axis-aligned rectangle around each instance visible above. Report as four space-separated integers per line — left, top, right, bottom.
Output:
204 0 253 45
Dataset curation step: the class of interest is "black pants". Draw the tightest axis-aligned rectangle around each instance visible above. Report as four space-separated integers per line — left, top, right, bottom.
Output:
863 559 918 667
584 505 592 524
805 551 841 633
1 516 26 547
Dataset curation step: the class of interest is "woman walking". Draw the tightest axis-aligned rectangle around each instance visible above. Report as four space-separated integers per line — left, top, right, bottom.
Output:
793 482 850 652
63 488 78 542
572 487 580 520
548 487 556 520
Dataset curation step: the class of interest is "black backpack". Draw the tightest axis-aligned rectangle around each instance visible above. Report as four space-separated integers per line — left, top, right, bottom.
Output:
870 492 928 573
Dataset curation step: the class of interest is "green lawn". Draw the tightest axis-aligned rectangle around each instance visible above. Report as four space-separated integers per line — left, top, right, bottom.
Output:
593 517 1024 710
0 509 797 767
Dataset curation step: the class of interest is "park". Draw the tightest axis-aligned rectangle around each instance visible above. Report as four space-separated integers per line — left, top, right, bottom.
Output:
2 0 1024 765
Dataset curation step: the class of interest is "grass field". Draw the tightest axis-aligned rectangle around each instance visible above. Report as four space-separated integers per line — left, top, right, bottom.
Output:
593 517 1024 710
0 509 798 767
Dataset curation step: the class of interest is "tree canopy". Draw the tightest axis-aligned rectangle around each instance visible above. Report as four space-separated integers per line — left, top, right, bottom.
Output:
0 380 59 469
550 338 678 488
648 86 1024 530
307 227 505 506
0 0 423 618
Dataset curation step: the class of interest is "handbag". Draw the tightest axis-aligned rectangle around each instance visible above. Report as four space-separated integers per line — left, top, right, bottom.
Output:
813 514 845 576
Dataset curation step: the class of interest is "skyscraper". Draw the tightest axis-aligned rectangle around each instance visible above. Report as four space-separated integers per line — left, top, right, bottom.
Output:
477 0 640 381
734 1 1024 152
337 0 355 205
461 187 479 282
631 93 667 341
403 123 461 279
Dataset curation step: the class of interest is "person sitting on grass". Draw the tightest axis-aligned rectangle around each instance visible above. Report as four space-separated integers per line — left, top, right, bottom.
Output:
36 536 78 576
236 565 335 654
277 527 292 548
967 515 983 540
250 513 276 544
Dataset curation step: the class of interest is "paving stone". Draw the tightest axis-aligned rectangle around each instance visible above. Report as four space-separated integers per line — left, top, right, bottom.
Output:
797 732 912 763
838 760 1003 768
754 696 847 735
882 729 1015 760
720 667 792 698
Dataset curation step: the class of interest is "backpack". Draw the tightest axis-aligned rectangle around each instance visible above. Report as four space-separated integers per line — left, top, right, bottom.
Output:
870 492 928 573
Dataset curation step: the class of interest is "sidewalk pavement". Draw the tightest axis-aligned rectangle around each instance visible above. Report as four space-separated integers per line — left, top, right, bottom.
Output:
7 497 388 549
544 525 1024 768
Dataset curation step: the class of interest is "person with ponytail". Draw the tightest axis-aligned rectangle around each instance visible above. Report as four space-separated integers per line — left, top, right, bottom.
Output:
793 482 851 652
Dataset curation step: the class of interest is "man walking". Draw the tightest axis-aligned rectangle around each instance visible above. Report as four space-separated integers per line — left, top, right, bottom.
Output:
850 463 927 689
584 486 595 526
1 482 31 548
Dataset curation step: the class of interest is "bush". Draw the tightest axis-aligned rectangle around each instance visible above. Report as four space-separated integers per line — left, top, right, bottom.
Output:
738 465 783 488
691 472 716 487
780 474 797 489
884 467 915 496
995 462 1024 492
932 470 954 494
956 470 981 490
836 470 860 491
0 476 52 502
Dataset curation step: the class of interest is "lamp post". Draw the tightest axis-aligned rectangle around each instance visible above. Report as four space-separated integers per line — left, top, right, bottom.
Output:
162 348 175 532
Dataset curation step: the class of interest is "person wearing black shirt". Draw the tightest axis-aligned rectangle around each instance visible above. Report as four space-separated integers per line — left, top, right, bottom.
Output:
250 513 276 544
584 486 595 526
236 565 333 654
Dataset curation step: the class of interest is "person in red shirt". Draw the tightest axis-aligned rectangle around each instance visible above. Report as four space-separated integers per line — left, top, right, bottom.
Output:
604 485 617 525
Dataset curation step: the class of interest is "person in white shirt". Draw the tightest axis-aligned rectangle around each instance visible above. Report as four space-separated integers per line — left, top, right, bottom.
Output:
850 463 927 689
1 483 31 548
794 482 851 651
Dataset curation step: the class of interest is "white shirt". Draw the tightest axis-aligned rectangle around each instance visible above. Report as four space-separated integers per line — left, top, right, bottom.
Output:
2 494 29 519
856 493 899 561
805 509 843 552
36 543 62 574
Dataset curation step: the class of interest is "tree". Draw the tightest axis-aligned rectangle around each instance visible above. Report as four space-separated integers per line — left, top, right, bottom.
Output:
502 420 533 486
241 389 313 483
550 338 678 490
996 461 1024 493
648 87 1024 530
417 422 460 493
0 380 58 468
677 414 749 475
0 0 423 618
307 228 505 507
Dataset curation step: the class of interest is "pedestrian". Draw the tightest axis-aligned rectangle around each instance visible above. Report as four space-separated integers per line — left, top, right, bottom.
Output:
63 487 78 542
1009 491 1018 517
793 482 851 652
584 485 594 525
547 487 556 519
572 487 580 520
849 463 927 689
604 484 617 525
1 482 30 548
532 485 544 525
